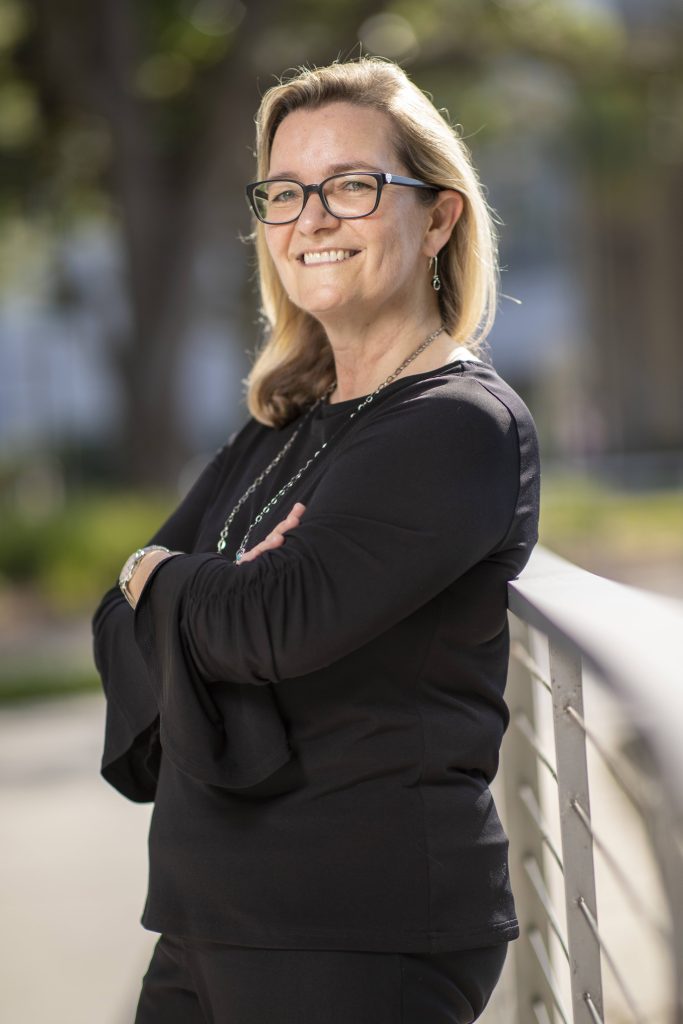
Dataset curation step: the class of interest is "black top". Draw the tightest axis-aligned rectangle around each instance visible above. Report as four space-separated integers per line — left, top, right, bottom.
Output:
92 354 540 953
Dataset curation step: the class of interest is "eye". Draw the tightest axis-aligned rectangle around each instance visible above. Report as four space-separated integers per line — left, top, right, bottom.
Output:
271 188 298 204
340 177 373 192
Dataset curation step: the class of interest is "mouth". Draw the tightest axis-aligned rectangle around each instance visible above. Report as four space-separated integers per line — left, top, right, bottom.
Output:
297 249 360 265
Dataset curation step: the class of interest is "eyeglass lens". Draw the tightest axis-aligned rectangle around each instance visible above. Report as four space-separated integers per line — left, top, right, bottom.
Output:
253 173 379 222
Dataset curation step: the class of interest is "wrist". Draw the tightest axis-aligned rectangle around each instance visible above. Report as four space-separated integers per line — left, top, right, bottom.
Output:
119 544 175 608
129 550 176 606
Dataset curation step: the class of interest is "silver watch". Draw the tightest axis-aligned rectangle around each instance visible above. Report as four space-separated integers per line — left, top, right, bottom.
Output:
119 545 172 608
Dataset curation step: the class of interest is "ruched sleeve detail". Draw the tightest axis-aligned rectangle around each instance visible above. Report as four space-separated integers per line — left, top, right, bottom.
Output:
133 553 293 789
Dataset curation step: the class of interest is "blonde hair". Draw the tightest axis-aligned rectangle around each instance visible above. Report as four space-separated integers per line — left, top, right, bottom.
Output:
245 56 500 428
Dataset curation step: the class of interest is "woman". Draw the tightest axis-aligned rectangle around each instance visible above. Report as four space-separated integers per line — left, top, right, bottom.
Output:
93 57 540 1024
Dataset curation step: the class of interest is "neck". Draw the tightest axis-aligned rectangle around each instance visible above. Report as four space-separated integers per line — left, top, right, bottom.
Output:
322 306 452 405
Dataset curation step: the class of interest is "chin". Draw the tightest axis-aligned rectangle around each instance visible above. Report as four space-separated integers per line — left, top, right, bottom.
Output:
292 286 353 317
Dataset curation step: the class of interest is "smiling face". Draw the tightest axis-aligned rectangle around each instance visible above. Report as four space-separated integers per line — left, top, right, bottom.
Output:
263 102 439 331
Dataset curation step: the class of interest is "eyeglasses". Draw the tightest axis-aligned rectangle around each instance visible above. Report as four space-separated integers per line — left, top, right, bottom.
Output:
245 171 441 225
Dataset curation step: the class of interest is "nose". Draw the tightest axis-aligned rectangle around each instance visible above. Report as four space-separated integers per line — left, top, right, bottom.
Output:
296 188 338 233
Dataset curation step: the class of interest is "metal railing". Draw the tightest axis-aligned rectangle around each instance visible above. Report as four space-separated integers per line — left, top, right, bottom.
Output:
496 546 683 1024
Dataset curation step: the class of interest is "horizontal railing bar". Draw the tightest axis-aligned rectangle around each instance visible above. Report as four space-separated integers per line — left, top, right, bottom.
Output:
508 546 683 818
528 926 570 1024
514 711 558 782
519 784 564 875
571 797 672 943
522 853 570 961
577 895 647 1024
507 550 683 1024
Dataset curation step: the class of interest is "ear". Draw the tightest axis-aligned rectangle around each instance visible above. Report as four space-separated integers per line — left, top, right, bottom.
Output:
422 190 464 257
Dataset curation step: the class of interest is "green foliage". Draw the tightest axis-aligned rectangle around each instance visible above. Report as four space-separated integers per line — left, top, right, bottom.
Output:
0 480 681 703
0 481 681 617
0 669 99 703
539 475 683 564
0 490 175 614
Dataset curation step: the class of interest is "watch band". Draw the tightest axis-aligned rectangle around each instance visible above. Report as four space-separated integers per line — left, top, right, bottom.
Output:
119 545 173 607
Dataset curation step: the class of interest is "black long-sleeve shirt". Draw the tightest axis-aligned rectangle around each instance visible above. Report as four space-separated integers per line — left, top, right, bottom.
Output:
92 353 540 953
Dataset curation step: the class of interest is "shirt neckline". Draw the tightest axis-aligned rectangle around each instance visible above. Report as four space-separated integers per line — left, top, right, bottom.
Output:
316 349 487 418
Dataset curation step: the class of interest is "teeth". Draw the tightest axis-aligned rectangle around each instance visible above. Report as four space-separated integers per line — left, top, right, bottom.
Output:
302 249 356 265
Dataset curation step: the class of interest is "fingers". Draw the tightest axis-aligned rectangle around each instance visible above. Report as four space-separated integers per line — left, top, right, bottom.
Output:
276 503 305 532
237 503 306 564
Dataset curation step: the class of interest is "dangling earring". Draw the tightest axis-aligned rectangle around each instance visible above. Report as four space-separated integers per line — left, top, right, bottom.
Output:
430 255 441 292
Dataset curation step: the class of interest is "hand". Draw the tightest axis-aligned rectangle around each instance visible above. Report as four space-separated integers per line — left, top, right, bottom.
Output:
237 502 306 564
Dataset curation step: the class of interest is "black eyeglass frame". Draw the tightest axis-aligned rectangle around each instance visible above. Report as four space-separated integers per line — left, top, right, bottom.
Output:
245 171 445 225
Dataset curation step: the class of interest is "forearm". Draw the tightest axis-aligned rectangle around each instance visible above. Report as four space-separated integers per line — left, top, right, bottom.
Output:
122 501 306 609
132 388 526 688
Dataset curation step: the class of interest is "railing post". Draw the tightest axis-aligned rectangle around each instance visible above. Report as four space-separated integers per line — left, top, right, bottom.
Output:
638 760 683 1024
549 639 604 1023
502 615 556 1022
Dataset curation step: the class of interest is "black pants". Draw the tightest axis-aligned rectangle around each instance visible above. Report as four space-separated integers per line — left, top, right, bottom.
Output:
134 933 509 1024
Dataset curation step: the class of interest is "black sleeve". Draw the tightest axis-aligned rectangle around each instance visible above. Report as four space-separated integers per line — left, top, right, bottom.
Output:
131 380 533 787
92 434 238 802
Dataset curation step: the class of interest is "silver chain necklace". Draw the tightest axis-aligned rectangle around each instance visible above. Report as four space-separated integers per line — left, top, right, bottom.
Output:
217 324 445 563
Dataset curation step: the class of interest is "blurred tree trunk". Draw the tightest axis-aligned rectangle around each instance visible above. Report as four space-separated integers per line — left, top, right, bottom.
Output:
28 0 384 487
92 0 273 486
578 119 683 465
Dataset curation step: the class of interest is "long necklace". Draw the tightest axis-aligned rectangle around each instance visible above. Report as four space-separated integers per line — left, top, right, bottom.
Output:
217 324 445 563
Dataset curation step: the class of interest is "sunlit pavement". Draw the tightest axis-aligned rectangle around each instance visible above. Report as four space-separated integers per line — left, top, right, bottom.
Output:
0 694 156 1024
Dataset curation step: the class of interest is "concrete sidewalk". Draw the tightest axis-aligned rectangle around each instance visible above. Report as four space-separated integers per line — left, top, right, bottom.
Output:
0 694 156 1024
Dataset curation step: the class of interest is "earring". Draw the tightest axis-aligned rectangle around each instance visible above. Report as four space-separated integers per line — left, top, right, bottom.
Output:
430 255 441 292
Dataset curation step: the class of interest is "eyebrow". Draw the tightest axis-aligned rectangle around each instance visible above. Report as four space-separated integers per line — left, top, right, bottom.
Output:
265 161 383 179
